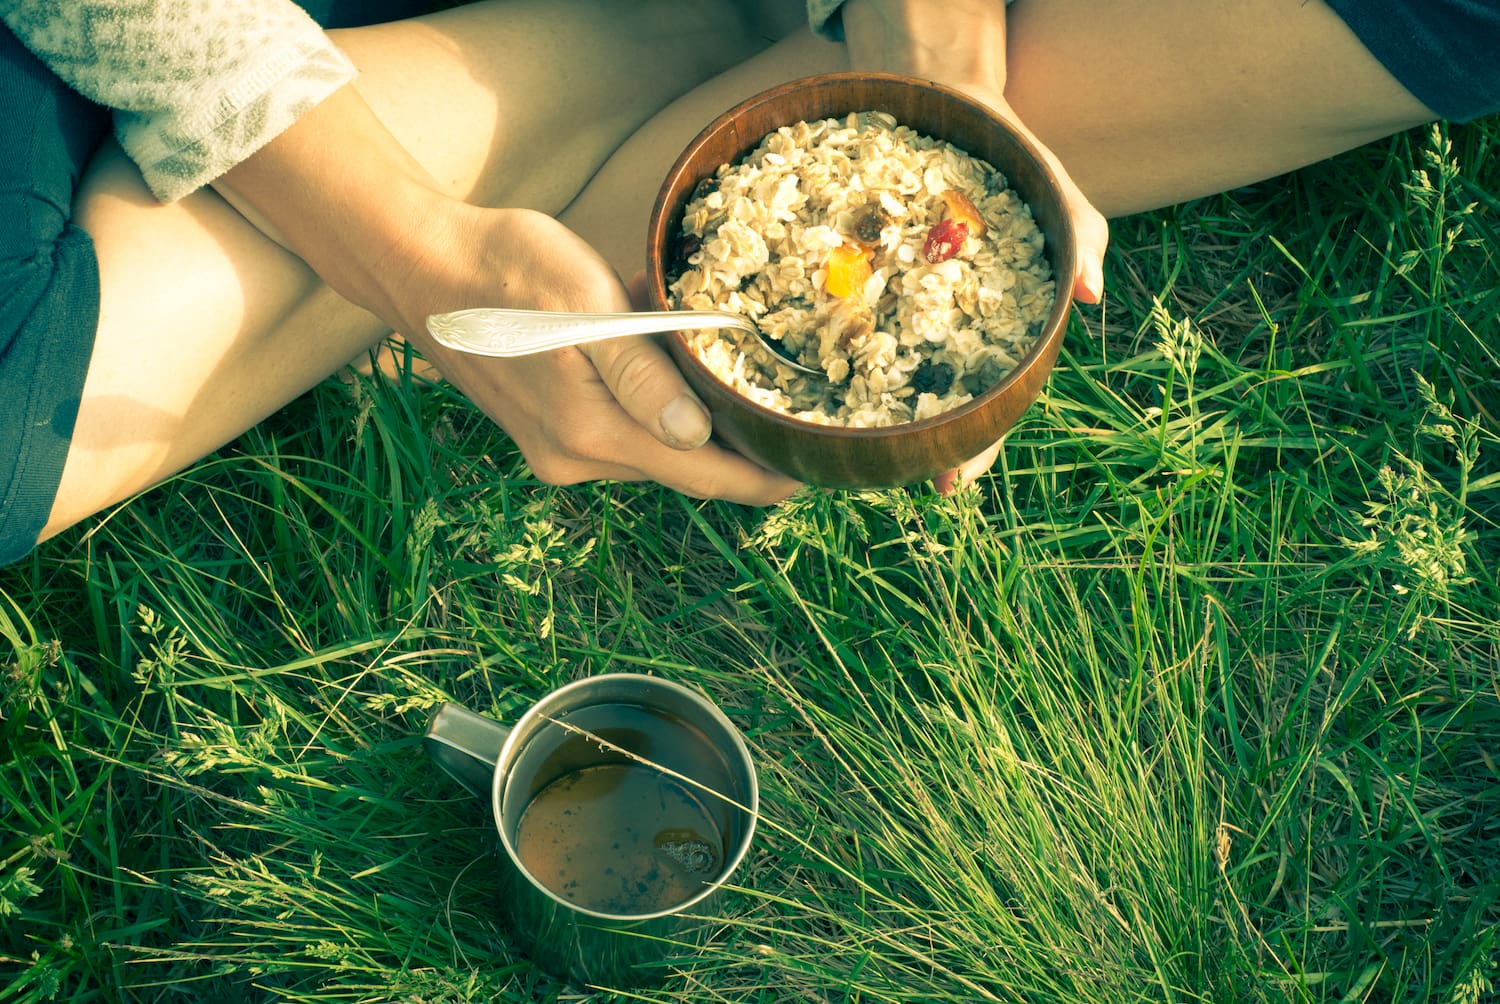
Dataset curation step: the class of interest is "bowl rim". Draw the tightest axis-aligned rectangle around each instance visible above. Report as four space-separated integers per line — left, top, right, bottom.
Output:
646 70 1076 442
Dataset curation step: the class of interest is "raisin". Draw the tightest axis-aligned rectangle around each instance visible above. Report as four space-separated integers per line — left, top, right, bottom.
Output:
922 219 968 263
851 203 890 245
666 232 702 279
910 361 954 395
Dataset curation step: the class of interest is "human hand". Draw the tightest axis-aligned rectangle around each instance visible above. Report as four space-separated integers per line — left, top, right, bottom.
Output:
215 85 796 505
840 0 1107 301
389 201 801 505
840 0 1106 493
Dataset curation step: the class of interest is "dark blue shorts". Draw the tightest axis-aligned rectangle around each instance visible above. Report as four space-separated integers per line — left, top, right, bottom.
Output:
1325 0 1500 122
0 0 436 565
0 23 107 565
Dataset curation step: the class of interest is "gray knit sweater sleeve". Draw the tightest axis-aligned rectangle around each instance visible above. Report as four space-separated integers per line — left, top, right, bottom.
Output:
0 0 357 202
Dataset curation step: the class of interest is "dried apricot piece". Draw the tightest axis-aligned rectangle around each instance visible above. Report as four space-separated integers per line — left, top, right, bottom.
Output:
940 188 987 238
824 243 873 299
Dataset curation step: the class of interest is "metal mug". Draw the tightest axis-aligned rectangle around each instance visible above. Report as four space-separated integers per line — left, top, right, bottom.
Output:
423 674 758 987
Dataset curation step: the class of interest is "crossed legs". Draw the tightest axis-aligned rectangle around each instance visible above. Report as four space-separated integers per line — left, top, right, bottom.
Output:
562 0 1433 275
44 0 1436 542
45 0 791 539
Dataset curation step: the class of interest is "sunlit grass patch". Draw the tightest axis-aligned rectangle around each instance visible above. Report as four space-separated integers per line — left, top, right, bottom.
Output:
2 119 1497 1003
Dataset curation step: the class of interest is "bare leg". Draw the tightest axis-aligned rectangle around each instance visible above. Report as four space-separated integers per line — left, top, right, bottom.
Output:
44 0 780 538
561 31 847 277
1002 0 1434 216
554 0 1437 493
44 0 1437 538
562 0 1436 277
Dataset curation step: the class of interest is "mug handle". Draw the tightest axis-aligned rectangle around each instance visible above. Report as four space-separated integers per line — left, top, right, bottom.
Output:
423 702 512 798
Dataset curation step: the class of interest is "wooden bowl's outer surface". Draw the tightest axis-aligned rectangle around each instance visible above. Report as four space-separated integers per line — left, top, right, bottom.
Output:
647 73 1076 488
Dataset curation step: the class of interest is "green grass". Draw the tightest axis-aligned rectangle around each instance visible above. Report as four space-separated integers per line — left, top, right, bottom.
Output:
3 119 1498 1003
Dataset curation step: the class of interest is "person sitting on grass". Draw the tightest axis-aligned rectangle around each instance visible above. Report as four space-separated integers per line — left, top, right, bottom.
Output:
2 0 1494 566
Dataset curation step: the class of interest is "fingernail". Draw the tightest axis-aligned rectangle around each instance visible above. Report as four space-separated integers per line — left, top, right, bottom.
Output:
1083 258 1105 302
660 394 711 449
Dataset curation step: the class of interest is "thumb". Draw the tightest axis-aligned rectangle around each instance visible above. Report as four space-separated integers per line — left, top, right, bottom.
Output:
1067 186 1109 304
580 334 713 451
947 86 1108 304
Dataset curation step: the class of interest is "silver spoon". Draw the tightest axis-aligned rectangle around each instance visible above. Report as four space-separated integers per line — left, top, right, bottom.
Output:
424 306 822 376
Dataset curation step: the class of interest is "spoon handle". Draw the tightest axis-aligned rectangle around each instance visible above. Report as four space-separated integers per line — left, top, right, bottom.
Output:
424 306 747 358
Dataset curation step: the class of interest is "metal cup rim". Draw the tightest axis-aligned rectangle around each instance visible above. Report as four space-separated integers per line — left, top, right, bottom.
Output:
491 672 760 922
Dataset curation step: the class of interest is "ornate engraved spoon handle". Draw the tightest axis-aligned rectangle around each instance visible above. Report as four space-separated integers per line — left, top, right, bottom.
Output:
424 306 756 358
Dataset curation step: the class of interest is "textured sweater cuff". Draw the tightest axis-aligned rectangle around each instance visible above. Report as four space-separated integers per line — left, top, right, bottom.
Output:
118 41 358 203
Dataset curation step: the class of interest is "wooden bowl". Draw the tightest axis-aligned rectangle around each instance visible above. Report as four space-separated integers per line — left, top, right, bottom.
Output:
646 72 1075 489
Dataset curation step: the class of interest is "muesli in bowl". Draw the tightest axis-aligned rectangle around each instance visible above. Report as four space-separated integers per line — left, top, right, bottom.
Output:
666 111 1056 428
646 73 1076 489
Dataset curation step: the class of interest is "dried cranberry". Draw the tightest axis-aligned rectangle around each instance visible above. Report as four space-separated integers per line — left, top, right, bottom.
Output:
922 219 968 263
676 232 702 263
